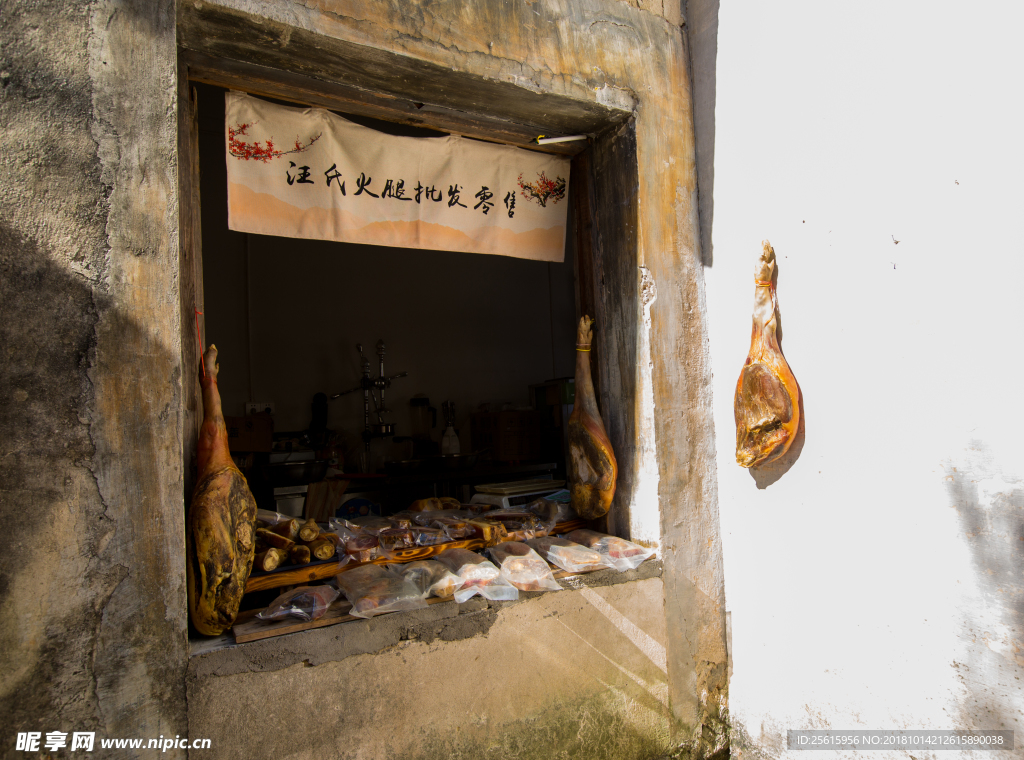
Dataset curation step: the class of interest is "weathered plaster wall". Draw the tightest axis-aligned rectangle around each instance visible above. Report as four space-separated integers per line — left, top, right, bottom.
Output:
190 571 672 760
0 0 188 757
705 2 1024 757
182 0 727 752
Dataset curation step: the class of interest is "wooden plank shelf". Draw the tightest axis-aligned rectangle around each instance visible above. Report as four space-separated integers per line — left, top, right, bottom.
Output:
243 520 587 594
233 559 606 644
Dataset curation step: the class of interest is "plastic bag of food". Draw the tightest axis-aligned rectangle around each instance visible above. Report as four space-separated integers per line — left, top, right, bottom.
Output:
479 511 552 540
329 523 380 562
525 498 578 526
434 548 519 603
388 512 423 530
563 529 656 571
432 516 476 540
488 542 562 592
411 509 473 527
526 536 608 573
391 560 464 599
347 515 392 536
335 565 429 619
256 585 340 622
413 527 449 547
378 528 416 555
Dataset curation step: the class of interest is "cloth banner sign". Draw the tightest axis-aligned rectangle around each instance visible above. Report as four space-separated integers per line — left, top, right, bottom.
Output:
225 91 570 262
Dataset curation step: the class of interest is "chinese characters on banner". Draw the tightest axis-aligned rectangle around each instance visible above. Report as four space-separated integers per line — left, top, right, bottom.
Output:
225 92 570 262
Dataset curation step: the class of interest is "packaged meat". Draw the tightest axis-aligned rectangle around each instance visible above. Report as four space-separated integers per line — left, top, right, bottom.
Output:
480 511 551 540
335 565 428 619
378 528 416 555
465 518 509 545
411 509 473 527
347 515 391 536
562 529 655 571
413 527 449 547
387 513 415 530
391 560 464 599
329 525 380 562
525 498 578 526
432 516 476 540
526 536 607 573
256 585 340 622
329 516 359 533
488 542 562 592
435 548 519 603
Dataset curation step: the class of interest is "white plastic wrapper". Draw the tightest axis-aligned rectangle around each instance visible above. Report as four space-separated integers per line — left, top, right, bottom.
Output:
488 542 562 592
526 536 608 573
434 548 519 603
256 585 340 622
391 560 464 599
335 565 428 619
562 529 656 571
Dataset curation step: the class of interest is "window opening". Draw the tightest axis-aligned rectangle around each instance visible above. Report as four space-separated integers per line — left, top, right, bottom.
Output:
193 83 590 622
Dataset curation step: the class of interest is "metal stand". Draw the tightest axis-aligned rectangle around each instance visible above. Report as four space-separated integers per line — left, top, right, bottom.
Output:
330 340 407 458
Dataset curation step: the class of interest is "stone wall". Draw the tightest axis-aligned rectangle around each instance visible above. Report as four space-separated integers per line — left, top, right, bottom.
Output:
0 1 188 757
0 1 724 758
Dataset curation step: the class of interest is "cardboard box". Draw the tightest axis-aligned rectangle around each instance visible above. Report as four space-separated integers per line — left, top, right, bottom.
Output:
226 413 273 452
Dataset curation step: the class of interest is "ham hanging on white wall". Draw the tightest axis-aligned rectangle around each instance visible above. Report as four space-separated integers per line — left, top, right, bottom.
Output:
224 91 570 262
734 241 801 468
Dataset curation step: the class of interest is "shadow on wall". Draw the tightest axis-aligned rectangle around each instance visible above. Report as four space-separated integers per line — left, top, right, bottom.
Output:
686 0 720 268
0 220 180 737
943 449 1024 736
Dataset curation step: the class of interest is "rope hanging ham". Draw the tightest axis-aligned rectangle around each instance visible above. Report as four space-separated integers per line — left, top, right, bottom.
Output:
186 345 258 635
567 316 618 519
734 241 801 468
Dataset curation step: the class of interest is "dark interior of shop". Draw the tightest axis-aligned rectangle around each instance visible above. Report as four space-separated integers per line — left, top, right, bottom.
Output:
195 83 579 553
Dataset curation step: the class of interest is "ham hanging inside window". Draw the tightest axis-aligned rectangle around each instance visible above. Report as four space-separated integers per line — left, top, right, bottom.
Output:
734 241 801 468
567 316 618 519
187 345 258 635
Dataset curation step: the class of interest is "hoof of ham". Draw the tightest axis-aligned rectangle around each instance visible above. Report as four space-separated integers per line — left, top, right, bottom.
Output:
734 241 801 468
186 345 257 636
568 316 618 520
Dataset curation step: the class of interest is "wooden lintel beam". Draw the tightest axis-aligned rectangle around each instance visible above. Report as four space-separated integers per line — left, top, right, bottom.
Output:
183 51 590 157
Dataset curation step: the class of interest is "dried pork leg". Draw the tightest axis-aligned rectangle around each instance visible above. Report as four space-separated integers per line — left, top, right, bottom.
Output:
734 241 801 467
567 316 618 519
186 345 258 635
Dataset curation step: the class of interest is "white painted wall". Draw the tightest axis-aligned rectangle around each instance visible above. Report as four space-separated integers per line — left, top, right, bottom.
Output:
706 1 1024 754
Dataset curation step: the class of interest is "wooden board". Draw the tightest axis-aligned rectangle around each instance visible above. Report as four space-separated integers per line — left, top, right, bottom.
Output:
474 479 566 495
242 519 587 594
233 595 456 643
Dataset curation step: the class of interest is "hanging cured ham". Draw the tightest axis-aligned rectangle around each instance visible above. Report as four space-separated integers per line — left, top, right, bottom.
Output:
186 345 258 635
734 241 801 468
568 316 618 519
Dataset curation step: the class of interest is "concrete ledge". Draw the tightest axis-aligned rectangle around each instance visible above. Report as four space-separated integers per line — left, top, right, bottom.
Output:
188 560 662 678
